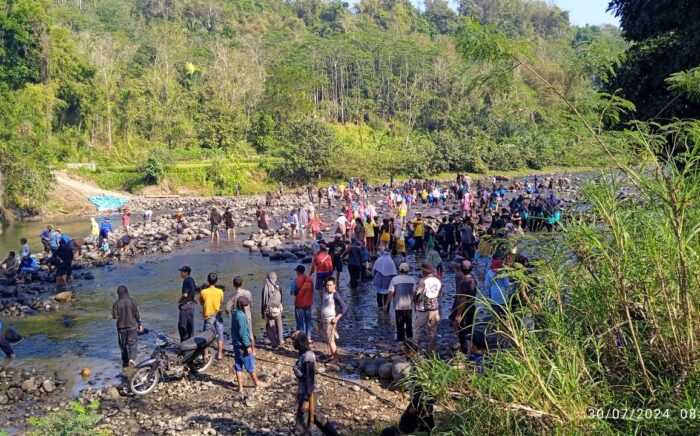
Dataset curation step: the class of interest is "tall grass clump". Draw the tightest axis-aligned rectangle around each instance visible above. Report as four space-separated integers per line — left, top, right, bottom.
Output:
411 121 700 434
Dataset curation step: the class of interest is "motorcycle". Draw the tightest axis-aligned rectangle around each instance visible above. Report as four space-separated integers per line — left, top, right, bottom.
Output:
129 329 216 395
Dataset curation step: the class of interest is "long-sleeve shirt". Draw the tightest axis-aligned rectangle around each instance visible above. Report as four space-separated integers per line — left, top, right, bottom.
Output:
112 297 141 330
231 309 251 348
226 289 254 340
320 292 348 321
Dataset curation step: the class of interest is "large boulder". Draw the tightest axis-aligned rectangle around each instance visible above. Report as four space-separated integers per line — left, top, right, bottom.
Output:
392 362 411 382
54 291 73 303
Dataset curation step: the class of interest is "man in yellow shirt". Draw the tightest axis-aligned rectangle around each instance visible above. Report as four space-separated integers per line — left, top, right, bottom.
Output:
412 213 426 255
200 272 225 360
364 217 376 255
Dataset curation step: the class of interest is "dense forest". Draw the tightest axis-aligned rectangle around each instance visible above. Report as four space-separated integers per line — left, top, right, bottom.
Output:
0 0 630 211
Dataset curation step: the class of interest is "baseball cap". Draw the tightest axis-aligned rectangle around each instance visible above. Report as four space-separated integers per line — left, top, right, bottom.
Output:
399 263 410 273
179 266 192 274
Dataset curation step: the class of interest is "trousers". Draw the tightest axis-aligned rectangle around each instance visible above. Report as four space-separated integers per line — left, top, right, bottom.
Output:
118 328 138 367
295 307 313 339
178 304 194 341
395 310 413 341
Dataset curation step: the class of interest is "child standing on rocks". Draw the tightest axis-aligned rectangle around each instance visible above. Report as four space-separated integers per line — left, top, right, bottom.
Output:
293 331 339 436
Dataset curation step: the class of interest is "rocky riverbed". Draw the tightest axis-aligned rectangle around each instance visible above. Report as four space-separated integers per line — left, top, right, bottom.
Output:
1 172 594 433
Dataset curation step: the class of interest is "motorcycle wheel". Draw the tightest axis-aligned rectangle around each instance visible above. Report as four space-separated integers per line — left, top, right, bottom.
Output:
189 348 215 374
129 366 160 395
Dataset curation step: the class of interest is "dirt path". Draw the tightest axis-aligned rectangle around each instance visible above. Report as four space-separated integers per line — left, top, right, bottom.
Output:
53 171 132 199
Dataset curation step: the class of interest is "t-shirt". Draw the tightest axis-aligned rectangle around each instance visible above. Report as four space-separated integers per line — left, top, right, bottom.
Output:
415 275 441 312
388 274 417 311
313 252 333 273
294 275 314 308
413 219 425 237
364 222 375 238
199 285 223 319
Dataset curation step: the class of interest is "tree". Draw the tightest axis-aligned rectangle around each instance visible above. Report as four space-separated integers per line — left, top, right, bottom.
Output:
424 0 457 35
269 117 337 183
0 0 49 90
608 0 700 122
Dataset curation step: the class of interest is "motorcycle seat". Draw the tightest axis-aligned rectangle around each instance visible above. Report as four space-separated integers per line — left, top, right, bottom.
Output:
179 330 215 351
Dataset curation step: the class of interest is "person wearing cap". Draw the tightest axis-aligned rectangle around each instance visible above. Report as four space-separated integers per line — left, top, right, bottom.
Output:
387 263 417 342
292 265 314 339
230 295 264 392
178 266 197 341
413 263 442 353
450 260 478 354
200 273 225 360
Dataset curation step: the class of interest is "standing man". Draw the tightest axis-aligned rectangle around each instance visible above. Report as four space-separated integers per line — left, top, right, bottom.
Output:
387 263 417 342
344 239 364 291
209 207 222 242
411 213 425 256
256 205 270 231
320 277 347 362
226 276 255 353
223 207 236 241
450 260 478 354
112 285 142 368
200 273 225 360
178 266 197 342
230 296 264 392
292 265 314 340
413 263 442 353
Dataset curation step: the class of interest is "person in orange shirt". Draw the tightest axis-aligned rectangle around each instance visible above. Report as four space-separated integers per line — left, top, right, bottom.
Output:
292 265 314 339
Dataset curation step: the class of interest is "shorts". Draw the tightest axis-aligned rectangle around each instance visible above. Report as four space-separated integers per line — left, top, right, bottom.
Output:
233 345 255 373
315 272 332 290
210 224 220 233
203 316 224 341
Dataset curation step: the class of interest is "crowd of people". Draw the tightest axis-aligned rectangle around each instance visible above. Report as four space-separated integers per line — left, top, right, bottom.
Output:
2 172 570 433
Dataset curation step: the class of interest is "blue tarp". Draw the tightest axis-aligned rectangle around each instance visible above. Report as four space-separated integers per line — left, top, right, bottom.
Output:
89 195 128 211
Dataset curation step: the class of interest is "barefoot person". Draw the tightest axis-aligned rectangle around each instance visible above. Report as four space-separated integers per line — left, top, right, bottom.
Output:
320 277 347 361
231 296 264 392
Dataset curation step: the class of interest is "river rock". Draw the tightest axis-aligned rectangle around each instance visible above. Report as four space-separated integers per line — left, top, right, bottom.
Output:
42 379 56 393
378 362 393 380
0 393 8 405
103 386 121 400
54 291 73 302
21 377 38 392
362 360 379 377
392 362 411 382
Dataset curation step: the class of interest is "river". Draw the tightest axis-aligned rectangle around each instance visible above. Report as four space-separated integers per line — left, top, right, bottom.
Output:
2 235 425 397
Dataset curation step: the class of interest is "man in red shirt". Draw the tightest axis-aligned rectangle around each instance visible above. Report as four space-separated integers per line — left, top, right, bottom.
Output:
309 244 334 292
293 265 314 339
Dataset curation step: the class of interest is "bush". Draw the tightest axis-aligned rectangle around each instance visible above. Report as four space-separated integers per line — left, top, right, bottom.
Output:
27 400 107 436
269 118 337 184
140 148 172 185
